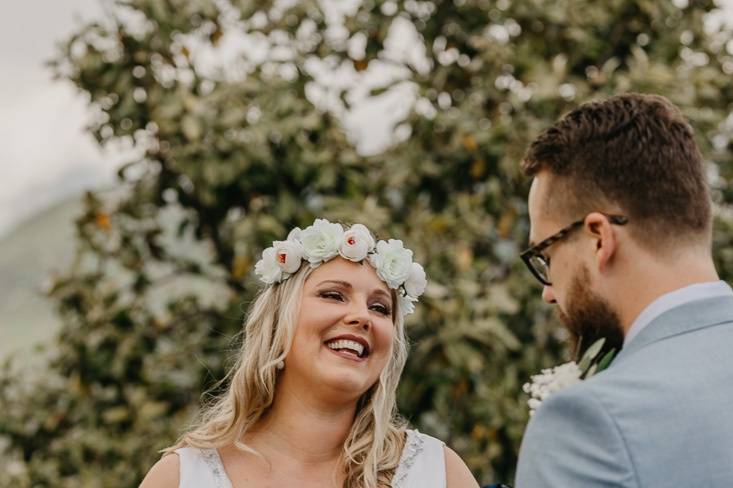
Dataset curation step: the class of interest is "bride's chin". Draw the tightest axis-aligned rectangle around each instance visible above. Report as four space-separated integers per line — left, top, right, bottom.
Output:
314 372 373 401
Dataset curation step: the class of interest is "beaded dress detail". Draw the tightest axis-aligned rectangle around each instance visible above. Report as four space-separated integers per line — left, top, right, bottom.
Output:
391 429 446 488
200 448 230 488
176 447 232 488
392 429 426 487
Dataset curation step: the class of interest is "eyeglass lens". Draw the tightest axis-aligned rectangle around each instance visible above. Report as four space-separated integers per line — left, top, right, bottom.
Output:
529 254 549 283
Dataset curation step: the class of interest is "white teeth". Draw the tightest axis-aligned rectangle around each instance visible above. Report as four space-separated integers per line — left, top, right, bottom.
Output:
326 339 365 357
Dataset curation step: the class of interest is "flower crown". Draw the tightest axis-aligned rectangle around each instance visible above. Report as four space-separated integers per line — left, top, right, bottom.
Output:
254 219 427 316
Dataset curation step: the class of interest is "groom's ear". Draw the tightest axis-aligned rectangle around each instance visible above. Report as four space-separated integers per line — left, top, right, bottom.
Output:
583 212 618 273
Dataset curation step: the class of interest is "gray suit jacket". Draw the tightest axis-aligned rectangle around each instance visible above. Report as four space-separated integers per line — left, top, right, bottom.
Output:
515 295 733 487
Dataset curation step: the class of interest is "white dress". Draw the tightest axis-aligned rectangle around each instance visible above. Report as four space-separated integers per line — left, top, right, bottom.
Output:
175 429 446 488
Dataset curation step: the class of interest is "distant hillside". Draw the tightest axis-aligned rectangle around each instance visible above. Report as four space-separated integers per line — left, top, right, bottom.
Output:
0 189 231 362
0 195 81 359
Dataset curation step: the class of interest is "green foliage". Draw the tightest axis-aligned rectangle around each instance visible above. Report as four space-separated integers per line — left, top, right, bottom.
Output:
2 0 733 485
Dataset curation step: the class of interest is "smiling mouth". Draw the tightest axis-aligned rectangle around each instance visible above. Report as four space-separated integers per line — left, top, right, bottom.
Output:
324 338 370 359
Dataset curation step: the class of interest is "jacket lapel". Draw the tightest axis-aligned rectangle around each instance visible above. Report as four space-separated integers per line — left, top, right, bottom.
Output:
615 295 733 364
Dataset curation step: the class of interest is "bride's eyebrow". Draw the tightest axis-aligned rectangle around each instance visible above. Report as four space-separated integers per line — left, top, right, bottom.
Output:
316 280 351 289
371 289 390 301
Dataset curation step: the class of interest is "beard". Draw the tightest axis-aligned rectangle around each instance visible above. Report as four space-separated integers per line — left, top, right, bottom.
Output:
556 265 625 360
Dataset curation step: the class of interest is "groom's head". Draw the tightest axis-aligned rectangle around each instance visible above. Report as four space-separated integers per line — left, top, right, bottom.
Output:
520 93 712 355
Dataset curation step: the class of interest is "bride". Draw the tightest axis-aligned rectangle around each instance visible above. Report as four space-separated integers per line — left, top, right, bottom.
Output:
140 219 478 488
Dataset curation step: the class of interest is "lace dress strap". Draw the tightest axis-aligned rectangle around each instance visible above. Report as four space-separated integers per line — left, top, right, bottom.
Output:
392 429 446 488
175 447 233 488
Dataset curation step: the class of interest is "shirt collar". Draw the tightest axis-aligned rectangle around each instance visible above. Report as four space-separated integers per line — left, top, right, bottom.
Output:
624 280 733 346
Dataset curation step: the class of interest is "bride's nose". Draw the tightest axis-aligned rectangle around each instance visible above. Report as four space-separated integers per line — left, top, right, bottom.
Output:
344 301 371 331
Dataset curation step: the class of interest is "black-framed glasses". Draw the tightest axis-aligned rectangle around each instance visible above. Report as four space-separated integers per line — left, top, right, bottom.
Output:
520 213 628 286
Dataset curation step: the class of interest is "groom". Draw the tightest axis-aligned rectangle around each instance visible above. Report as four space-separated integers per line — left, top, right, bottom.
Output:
515 93 733 487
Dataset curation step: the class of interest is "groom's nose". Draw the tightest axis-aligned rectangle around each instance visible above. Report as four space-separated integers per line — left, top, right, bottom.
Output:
542 285 556 304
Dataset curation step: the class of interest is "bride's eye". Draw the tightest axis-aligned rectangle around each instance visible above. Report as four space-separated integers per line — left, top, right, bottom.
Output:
319 290 344 301
370 302 391 316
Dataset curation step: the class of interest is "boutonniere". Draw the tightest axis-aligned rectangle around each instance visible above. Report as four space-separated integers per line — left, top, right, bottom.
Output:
523 338 616 416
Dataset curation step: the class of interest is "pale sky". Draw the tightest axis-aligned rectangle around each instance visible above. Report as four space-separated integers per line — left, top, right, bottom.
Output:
1 0 733 237
0 0 121 236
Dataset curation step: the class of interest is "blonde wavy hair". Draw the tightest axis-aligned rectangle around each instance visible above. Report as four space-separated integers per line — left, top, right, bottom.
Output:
166 262 409 487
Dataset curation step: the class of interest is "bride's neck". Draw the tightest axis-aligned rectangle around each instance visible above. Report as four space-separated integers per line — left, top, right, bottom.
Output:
250 385 357 464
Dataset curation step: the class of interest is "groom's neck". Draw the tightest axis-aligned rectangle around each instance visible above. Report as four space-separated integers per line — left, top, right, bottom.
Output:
611 250 718 335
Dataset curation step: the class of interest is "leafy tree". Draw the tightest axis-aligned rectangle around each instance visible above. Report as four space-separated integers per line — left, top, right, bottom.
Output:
2 0 732 486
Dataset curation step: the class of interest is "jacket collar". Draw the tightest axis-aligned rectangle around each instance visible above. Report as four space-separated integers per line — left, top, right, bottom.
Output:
615 295 733 364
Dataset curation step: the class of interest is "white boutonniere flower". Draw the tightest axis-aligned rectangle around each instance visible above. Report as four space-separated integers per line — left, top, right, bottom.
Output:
523 338 616 416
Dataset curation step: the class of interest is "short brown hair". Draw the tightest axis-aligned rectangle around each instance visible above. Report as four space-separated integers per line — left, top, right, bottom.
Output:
522 93 711 247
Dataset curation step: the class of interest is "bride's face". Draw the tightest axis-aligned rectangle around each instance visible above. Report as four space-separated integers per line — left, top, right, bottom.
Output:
283 257 395 403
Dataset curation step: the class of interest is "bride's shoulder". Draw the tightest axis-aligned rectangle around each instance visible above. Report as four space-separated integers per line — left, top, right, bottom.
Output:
139 452 180 488
443 445 479 488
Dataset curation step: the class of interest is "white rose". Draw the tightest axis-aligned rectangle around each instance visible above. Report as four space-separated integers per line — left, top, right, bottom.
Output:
299 219 344 265
404 262 427 298
370 239 413 289
287 227 302 242
254 247 283 284
273 239 304 274
339 224 375 262
398 293 417 315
